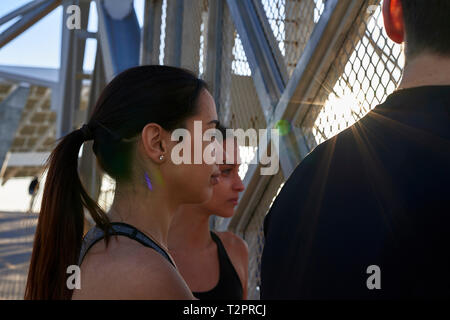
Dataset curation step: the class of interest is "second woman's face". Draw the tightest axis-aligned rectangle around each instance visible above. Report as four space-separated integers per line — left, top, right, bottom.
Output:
204 141 245 218
162 89 220 205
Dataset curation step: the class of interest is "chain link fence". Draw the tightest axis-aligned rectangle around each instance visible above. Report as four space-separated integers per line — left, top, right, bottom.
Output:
262 0 326 76
300 1 404 147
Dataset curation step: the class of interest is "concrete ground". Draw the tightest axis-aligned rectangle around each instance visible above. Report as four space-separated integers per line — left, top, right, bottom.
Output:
0 211 37 300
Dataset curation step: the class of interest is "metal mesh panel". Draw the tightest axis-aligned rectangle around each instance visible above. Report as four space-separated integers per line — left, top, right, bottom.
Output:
299 2 404 148
233 170 285 299
261 0 326 76
232 33 252 77
219 10 269 195
222 21 266 137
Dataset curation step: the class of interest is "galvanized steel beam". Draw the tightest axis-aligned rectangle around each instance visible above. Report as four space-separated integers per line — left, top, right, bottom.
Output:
0 0 61 49
140 0 162 65
95 0 141 81
56 0 91 139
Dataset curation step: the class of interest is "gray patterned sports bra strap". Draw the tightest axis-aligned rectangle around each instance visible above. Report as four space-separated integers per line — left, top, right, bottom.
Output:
78 222 175 267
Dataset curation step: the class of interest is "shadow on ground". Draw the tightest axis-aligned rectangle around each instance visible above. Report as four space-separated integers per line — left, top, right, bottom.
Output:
0 211 37 300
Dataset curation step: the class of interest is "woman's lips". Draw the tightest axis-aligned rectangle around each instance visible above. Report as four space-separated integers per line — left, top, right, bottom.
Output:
228 198 239 205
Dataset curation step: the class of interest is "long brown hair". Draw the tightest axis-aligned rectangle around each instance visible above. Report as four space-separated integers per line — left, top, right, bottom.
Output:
24 65 207 299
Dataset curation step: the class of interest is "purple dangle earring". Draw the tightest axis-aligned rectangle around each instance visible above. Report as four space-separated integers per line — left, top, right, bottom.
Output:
144 172 153 191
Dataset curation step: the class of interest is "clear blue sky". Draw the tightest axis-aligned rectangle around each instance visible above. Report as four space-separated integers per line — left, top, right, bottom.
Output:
0 0 145 70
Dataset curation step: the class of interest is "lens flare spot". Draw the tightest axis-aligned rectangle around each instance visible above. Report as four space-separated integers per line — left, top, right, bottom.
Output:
275 119 291 136
144 172 153 191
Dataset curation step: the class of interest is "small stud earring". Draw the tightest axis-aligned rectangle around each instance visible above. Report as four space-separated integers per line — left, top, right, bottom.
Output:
159 155 164 161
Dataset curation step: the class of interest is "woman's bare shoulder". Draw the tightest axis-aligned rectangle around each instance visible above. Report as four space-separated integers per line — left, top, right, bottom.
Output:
216 231 249 257
215 231 249 273
215 231 249 298
72 235 193 300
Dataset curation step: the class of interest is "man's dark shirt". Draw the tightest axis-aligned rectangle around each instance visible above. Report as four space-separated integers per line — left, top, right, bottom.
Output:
261 86 450 299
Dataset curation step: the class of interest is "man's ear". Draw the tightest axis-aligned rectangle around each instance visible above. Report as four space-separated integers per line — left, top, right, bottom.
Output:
382 0 405 44
141 123 167 163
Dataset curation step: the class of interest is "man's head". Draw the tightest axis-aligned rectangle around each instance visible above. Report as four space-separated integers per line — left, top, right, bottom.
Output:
382 0 450 58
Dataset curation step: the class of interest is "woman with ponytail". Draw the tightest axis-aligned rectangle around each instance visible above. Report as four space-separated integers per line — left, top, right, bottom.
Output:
24 65 221 299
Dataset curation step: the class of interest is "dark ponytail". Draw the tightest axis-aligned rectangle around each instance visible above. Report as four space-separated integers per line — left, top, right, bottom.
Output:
24 129 110 299
24 65 208 299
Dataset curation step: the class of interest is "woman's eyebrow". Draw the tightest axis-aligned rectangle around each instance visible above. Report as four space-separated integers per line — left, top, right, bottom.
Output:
207 119 220 127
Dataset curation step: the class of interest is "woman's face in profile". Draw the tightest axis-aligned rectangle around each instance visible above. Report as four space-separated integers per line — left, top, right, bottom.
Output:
161 88 220 205
204 140 245 218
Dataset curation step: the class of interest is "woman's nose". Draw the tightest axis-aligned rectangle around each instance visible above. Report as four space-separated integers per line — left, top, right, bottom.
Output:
233 175 245 192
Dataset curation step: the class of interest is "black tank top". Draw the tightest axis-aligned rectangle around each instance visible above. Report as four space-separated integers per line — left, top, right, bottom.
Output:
78 222 175 267
192 231 243 300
